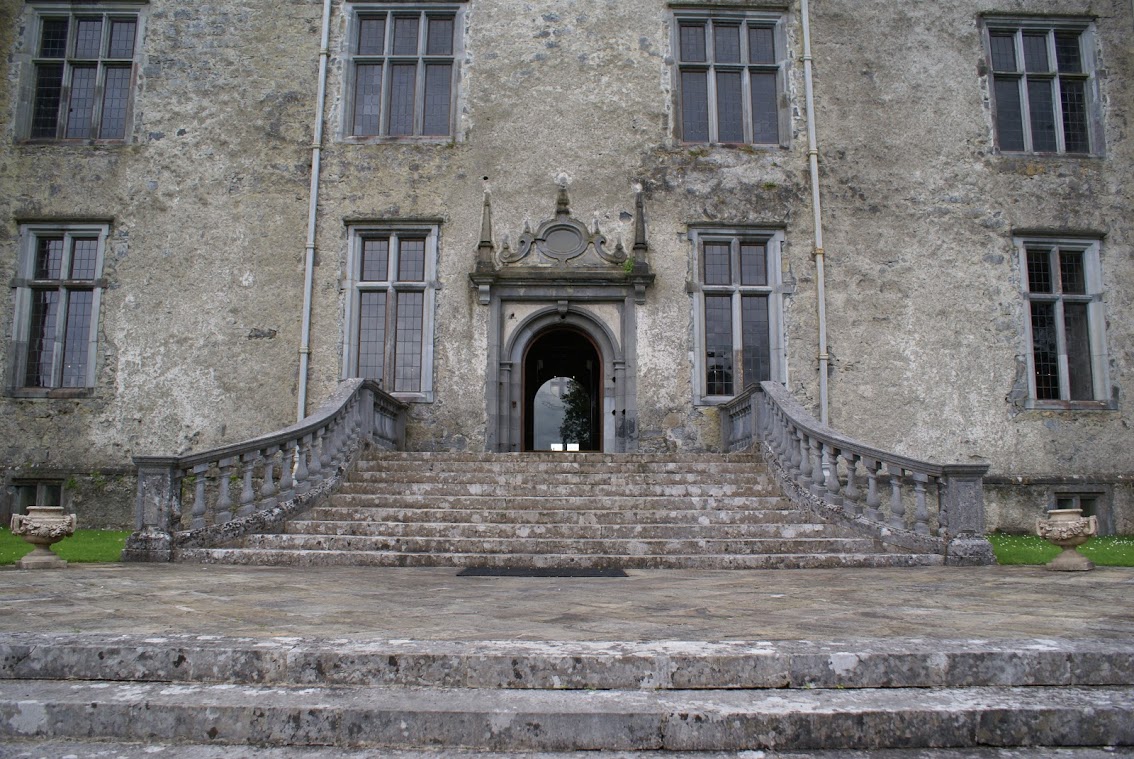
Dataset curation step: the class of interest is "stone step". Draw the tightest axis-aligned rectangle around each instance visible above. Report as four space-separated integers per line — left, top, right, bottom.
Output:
1 679 1130 750
325 494 793 511
359 452 762 464
355 459 769 474
175 548 941 569
3 634 1130 690
284 520 857 540
346 471 775 486
307 505 815 525
335 482 775 497
238 533 881 556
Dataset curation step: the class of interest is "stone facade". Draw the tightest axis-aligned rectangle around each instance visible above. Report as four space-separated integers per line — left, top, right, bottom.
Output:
1 0 1131 534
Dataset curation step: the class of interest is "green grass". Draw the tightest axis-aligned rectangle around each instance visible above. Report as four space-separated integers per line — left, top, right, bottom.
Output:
988 533 1134 567
0 527 130 565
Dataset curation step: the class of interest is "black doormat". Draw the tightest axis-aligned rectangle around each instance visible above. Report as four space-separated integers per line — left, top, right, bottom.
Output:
457 567 628 577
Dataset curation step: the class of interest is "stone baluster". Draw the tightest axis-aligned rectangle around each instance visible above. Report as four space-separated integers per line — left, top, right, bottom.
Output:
215 457 236 524
295 435 312 495
236 452 257 519
823 444 841 505
787 424 802 474
888 464 906 530
191 463 209 530
278 441 296 499
808 437 823 495
797 430 811 483
863 458 882 521
842 452 861 515
912 472 930 534
309 429 325 483
260 446 279 510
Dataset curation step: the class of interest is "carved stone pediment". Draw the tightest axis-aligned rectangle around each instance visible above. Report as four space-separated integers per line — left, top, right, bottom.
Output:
499 186 626 268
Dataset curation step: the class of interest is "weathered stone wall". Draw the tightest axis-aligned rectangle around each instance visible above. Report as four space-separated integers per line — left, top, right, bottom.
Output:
1 0 1131 533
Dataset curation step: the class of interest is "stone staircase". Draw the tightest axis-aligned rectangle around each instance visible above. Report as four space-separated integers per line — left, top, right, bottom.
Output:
177 450 940 568
1 633 1131 752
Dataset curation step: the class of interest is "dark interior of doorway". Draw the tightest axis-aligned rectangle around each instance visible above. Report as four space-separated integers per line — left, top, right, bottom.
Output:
523 327 602 452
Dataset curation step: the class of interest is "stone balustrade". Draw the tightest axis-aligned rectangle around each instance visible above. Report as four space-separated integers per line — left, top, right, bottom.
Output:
123 379 406 562
722 382 995 566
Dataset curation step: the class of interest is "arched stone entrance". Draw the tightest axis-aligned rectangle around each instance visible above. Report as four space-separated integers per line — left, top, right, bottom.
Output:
524 327 602 451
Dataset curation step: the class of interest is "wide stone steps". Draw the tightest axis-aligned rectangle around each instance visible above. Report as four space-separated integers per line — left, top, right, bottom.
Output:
2 634 1131 751
184 450 937 568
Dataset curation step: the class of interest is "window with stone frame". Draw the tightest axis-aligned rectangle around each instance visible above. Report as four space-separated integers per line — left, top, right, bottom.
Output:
674 10 785 146
690 227 784 404
23 5 142 141
9 223 108 396
13 481 63 516
984 19 1101 155
1017 237 1109 408
344 4 463 139
344 224 438 401
1052 490 1112 535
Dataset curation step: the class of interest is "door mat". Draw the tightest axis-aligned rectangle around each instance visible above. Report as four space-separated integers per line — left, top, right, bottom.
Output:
457 567 628 577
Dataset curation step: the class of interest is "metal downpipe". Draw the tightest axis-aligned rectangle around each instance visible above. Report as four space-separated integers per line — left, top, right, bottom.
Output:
297 0 334 421
800 0 830 425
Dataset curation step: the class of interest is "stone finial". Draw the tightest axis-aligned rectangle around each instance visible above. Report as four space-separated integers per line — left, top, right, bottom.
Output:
555 184 571 219
632 191 648 262
476 192 495 272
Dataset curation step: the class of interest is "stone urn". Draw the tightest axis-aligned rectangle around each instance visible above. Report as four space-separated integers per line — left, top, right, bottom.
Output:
1036 508 1097 572
10 505 77 569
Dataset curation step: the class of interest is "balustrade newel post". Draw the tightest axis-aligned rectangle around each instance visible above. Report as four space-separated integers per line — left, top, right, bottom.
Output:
122 456 181 562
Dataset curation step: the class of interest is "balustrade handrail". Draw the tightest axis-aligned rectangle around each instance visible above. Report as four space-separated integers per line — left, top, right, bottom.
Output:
723 381 995 566
123 379 407 562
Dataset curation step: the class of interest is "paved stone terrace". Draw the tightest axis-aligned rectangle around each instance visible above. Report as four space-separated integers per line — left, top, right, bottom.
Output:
0 564 1131 641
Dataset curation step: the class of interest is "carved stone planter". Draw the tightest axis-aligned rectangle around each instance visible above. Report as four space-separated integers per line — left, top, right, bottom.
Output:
1036 508 1097 572
10 505 77 569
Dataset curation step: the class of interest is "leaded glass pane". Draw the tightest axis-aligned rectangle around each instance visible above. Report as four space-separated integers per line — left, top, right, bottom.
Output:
360 238 389 281
679 23 706 62
426 17 453 56
65 65 97 138
61 290 93 387
1064 302 1093 400
715 71 744 143
739 243 767 285
1058 250 1085 294
74 18 102 58
397 238 426 281
993 76 1025 151
703 242 731 285
357 292 387 381
387 63 417 136
392 16 419 55
1027 78 1057 152
989 33 1017 71
748 26 775 65
69 238 99 280
750 71 778 143
1060 80 1089 154
35 238 64 279
100 66 132 139
358 16 385 55
26 291 59 388
714 25 740 63
1055 32 1082 73
1030 301 1059 400
353 63 382 136
741 294 770 387
31 64 63 138
422 63 452 136
395 292 424 392
1026 248 1053 293
1022 32 1049 73
108 20 136 58
39 18 68 58
680 70 709 142
704 295 733 396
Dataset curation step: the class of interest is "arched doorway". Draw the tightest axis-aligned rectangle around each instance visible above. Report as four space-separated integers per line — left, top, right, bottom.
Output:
523 328 601 451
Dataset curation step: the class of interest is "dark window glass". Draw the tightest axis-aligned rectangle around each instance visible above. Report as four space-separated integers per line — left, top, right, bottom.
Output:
750 72 779 144
426 17 453 56
704 295 733 396
1058 250 1085 294
70 238 99 280
741 294 770 388
739 243 767 285
108 20 136 58
61 290 93 387
31 64 64 138
387 63 417 135
100 66 132 139
39 18 68 57
989 33 1016 71
358 16 386 55
679 23 706 62
748 26 775 65
1027 78 1057 152
74 18 102 58
392 15 419 55
1026 248 1052 293
1060 80 1090 153
702 242 731 285
360 238 389 281
422 63 452 136
713 25 740 63
397 238 426 281
353 64 383 136
65 65 98 138
357 292 387 381
1030 301 1059 400
680 70 709 142
993 77 1025 151
35 237 64 279
26 290 59 388
1022 33 1049 72
1064 302 1093 400
395 292 424 392
1055 32 1082 73
715 71 744 143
